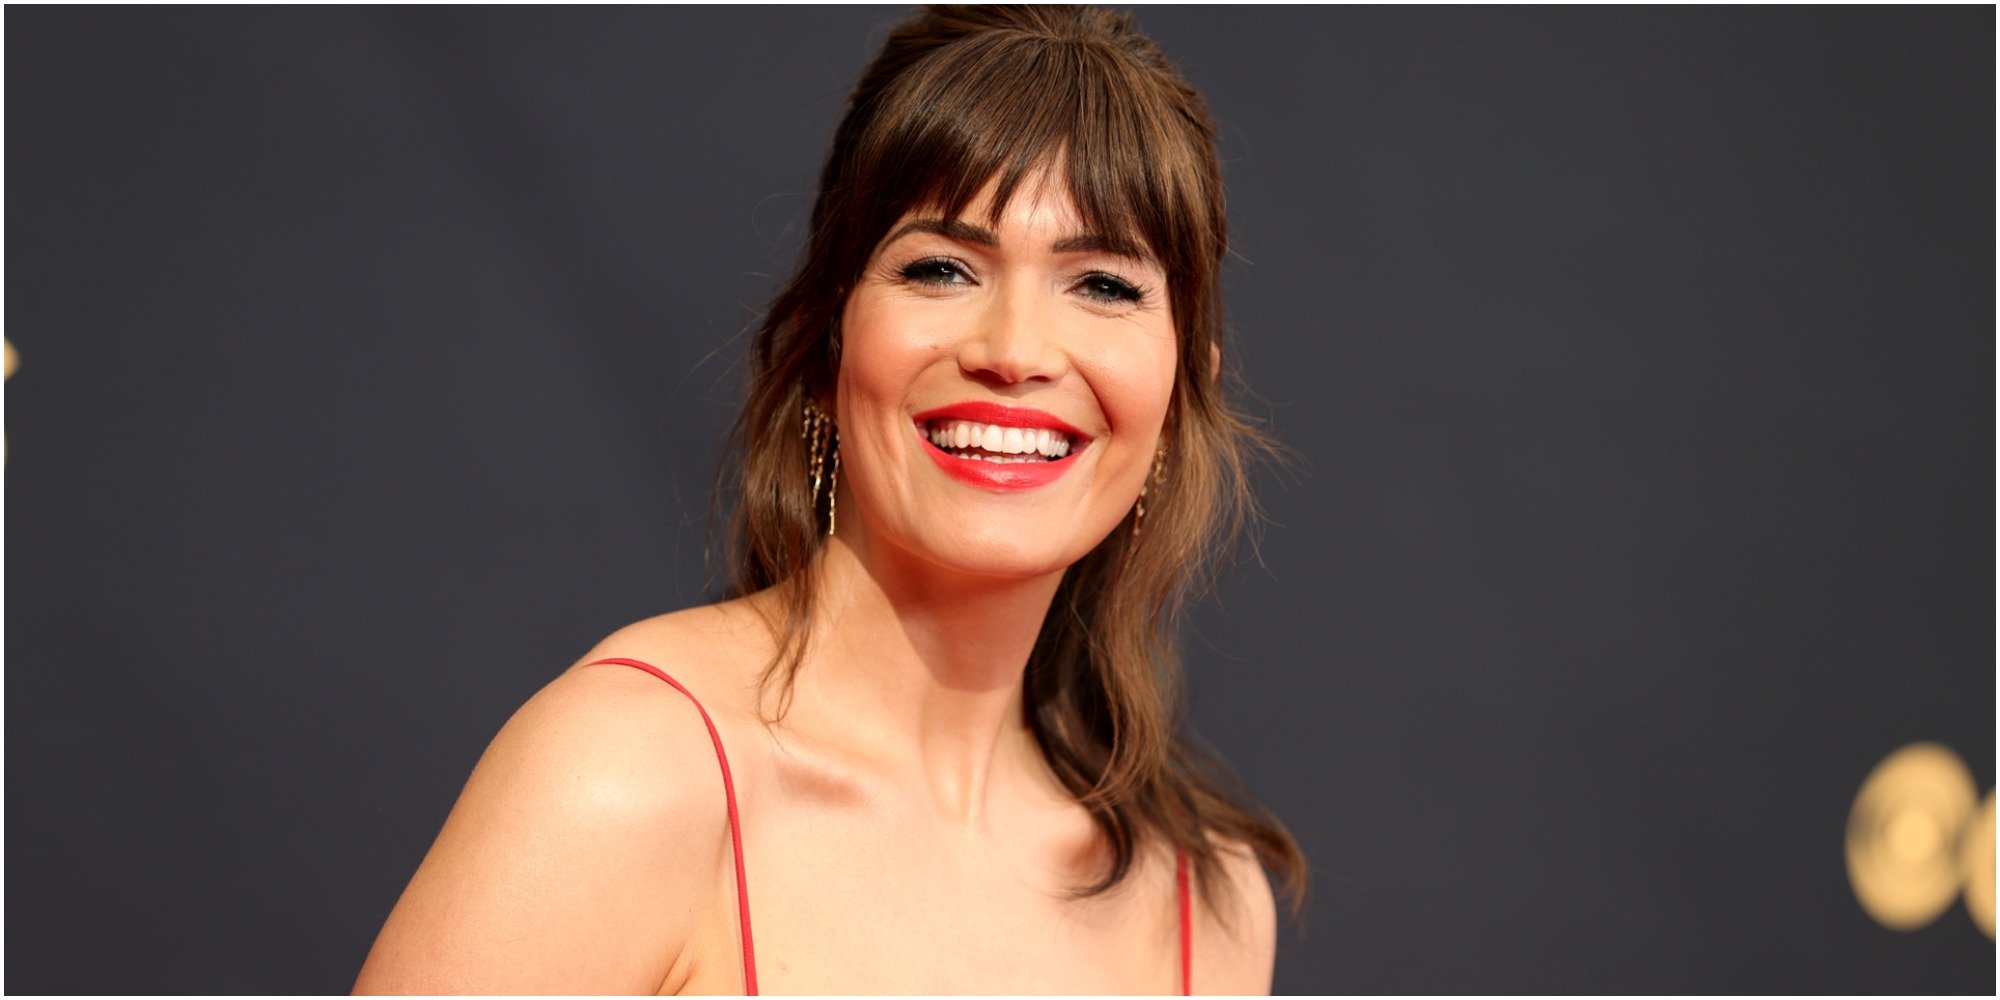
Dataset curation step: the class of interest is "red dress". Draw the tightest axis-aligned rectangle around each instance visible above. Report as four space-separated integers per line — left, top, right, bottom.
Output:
585 657 1195 996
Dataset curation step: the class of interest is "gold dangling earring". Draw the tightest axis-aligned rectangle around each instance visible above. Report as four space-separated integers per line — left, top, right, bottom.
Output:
1133 445 1167 537
803 398 838 537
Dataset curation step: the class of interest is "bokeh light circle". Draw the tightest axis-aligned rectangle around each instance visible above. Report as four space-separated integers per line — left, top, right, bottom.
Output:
1846 742 1977 931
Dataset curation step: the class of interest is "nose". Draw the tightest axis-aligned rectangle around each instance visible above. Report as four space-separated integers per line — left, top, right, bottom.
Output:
955 280 1066 387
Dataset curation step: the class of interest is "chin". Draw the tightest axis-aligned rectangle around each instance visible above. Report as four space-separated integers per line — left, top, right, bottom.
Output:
903 523 1097 583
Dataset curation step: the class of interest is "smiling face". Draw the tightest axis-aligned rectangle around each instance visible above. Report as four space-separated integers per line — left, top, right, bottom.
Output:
830 161 1179 582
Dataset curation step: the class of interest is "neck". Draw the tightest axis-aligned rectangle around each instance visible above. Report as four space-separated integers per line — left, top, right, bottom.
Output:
779 530 1065 828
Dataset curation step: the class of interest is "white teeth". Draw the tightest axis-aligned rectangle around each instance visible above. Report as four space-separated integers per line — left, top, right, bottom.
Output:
922 419 1077 458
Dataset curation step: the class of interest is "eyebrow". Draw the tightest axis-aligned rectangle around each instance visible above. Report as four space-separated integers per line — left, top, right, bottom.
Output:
881 218 1155 264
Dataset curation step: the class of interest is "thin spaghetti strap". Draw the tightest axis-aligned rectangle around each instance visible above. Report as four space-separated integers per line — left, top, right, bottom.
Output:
1176 847 1192 996
586 658 759 996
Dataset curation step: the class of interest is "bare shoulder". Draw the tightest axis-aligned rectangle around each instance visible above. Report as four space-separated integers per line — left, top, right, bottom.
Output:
1193 833 1278 995
576 599 776 706
353 611 761 995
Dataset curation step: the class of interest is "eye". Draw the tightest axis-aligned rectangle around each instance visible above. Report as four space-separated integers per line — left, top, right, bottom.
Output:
1077 272 1146 305
898 257 972 287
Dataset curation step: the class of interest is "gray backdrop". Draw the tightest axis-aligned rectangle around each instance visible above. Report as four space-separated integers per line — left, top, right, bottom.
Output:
6 6 1993 994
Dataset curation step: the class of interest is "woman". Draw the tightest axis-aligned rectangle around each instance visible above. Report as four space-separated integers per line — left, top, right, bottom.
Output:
355 6 1303 994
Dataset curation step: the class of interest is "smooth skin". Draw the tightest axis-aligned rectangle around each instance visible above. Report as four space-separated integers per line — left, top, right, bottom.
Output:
354 163 1277 995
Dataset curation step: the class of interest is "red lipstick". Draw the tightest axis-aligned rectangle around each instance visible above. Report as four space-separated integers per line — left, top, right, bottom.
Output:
911 401 1090 492
911 402 1090 440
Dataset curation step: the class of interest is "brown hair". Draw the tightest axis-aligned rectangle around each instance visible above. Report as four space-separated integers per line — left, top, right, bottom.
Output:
719 4 1305 918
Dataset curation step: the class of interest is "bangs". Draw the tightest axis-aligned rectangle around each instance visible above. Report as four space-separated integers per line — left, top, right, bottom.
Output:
837 31 1219 285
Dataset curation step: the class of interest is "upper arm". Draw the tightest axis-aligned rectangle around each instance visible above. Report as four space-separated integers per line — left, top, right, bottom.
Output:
353 662 730 995
1195 838 1278 995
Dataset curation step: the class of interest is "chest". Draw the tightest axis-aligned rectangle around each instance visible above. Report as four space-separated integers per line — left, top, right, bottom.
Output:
670 787 1184 994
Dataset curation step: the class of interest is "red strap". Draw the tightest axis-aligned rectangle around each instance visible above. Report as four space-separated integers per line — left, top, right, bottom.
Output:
587 658 758 995
1177 846 1192 995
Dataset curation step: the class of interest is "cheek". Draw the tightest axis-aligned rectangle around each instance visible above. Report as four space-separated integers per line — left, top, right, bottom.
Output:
832 292 959 512
836 294 937 413
1086 326 1179 441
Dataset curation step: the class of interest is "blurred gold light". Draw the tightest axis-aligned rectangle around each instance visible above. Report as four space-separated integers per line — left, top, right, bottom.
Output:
4 339 13 463
1962 791 1995 938
1846 742 1978 931
1885 810 1943 861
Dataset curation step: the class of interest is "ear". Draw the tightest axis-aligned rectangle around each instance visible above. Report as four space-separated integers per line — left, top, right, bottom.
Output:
1209 342 1223 386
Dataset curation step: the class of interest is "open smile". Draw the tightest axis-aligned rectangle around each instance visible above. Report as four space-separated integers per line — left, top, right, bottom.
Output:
923 419 1073 461
910 402 1092 491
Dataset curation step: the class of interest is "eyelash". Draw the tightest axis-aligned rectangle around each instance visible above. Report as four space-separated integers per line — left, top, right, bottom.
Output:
898 258 970 288
1079 272 1149 305
895 257 1150 306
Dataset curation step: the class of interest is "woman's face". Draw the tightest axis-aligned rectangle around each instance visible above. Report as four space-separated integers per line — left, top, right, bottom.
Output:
833 163 1178 583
